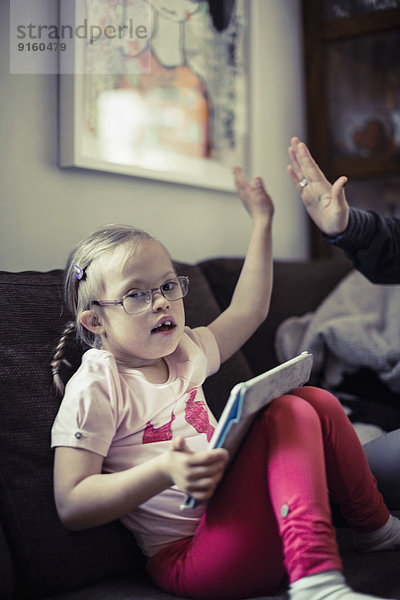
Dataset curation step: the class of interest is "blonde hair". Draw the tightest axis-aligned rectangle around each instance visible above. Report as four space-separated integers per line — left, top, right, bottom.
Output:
51 224 155 394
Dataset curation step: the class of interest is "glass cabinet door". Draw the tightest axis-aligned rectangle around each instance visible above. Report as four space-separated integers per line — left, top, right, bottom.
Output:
303 0 400 254
327 30 400 163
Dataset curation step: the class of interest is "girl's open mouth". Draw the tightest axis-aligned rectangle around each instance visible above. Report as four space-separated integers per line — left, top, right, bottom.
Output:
151 320 176 334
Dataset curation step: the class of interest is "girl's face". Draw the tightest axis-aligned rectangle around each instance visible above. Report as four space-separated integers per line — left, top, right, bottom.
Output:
93 239 185 368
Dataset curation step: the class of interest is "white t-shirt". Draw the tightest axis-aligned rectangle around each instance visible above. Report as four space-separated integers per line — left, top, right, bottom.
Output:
51 326 220 556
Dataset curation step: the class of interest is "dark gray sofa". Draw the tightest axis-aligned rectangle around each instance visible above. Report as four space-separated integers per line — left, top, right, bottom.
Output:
1 257 400 600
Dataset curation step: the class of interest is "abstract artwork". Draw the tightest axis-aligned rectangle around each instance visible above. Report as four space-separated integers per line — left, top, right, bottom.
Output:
59 0 249 191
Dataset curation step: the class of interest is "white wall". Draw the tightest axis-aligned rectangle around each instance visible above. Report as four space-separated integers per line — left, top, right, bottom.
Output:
0 0 308 272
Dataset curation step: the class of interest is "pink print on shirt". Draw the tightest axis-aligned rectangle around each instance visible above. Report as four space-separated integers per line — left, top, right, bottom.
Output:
142 389 215 444
143 412 176 444
185 388 215 442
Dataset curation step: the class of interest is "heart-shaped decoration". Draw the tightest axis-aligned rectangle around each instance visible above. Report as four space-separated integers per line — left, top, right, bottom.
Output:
353 119 389 153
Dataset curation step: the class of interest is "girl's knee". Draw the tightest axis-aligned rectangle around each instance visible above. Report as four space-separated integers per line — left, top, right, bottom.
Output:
266 393 320 428
292 386 343 416
266 387 348 437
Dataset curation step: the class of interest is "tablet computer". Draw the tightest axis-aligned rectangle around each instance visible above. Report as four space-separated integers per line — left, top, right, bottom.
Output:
181 352 313 509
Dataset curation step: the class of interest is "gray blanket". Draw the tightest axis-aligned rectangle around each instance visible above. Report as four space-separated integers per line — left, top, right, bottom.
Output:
275 269 400 394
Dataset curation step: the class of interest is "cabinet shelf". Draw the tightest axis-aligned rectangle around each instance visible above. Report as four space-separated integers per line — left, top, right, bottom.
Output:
333 155 400 179
324 9 400 40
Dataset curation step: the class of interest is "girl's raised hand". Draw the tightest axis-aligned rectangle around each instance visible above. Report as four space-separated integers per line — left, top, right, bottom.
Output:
233 167 274 224
163 437 229 503
287 137 349 237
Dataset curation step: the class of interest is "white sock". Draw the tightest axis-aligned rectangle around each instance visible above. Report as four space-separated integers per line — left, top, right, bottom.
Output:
353 514 400 552
289 570 396 600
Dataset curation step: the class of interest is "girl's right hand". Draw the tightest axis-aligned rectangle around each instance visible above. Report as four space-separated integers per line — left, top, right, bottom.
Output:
233 166 274 225
287 137 350 237
163 437 229 503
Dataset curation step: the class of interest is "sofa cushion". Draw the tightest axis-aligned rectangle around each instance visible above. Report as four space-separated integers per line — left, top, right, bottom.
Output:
0 269 145 597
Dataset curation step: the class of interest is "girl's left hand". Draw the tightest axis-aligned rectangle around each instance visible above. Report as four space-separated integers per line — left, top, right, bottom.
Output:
233 166 274 223
165 437 229 503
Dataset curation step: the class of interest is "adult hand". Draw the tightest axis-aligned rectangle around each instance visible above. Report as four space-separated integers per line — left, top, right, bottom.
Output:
287 137 349 237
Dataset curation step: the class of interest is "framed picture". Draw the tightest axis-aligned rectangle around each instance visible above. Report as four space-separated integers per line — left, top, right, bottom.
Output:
59 0 250 192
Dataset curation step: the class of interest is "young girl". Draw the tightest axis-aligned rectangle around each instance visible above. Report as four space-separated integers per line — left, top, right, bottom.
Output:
51 168 400 600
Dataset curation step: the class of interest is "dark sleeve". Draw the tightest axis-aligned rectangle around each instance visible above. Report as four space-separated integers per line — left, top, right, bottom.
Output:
322 207 400 284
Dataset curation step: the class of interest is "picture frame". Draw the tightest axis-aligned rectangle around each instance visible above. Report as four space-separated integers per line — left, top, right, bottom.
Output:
59 0 250 192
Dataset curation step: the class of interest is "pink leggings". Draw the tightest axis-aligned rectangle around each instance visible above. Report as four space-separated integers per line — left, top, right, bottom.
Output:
147 387 389 600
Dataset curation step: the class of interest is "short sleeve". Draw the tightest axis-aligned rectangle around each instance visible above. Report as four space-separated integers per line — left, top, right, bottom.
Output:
184 326 221 376
51 350 120 456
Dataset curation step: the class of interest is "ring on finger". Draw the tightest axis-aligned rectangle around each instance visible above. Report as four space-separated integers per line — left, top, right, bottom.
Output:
299 177 308 188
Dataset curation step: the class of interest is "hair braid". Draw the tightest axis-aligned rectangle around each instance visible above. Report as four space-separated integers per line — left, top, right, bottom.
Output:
51 320 76 396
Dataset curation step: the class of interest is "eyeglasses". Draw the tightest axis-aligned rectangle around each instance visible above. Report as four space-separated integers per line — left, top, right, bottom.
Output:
92 276 189 315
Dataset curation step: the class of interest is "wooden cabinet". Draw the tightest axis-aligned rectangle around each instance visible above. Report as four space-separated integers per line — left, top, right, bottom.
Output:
302 0 400 256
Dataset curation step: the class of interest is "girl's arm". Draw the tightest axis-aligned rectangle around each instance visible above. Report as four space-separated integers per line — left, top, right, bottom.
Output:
54 439 228 529
208 167 274 364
